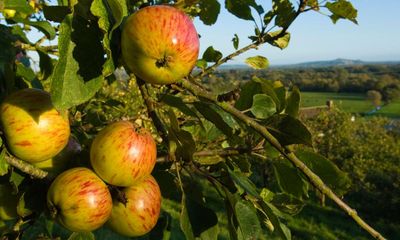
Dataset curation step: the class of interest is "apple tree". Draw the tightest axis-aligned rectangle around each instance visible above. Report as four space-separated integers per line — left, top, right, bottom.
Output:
0 0 387 239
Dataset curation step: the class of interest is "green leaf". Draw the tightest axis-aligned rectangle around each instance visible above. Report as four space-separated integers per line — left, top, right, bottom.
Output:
43 6 70 22
326 0 358 24
235 80 262 111
273 80 287 113
232 34 239 50
225 0 263 21
24 21 56 40
245 56 269 70
267 31 291 49
38 50 53 80
285 86 300 117
50 15 104 110
199 0 221 25
11 25 31 44
193 102 233 137
273 161 309 199
196 59 208 69
263 10 275 26
0 148 9 176
162 94 198 117
9 170 24 192
266 114 312 146
3 0 33 14
271 193 305 215
250 94 276 119
296 149 351 195
202 46 222 63
235 200 262 239
68 232 95 240
180 194 195 240
16 62 35 82
227 168 258 197
185 196 218 237
17 192 33 217
272 0 296 28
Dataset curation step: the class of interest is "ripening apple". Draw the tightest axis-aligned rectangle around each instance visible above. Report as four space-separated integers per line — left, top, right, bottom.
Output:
0 88 70 163
90 121 157 187
47 167 112 232
107 175 161 237
0 184 18 221
121 5 199 85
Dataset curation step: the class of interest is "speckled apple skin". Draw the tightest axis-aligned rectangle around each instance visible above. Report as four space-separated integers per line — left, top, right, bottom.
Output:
47 167 112 232
0 88 70 163
90 121 157 187
122 5 199 85
107 175 161 237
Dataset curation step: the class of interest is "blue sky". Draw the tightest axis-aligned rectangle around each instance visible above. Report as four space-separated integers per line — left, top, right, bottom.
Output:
194 0 400 65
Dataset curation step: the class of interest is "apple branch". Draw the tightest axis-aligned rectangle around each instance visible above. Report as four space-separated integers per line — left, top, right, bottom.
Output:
180 78 386 240
194 0 308 80
136 77 169 144
5 155 48 179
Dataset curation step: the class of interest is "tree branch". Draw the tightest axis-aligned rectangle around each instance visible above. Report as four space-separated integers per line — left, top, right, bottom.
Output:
180 78 386 240
136 77 169 144
5 155 48 179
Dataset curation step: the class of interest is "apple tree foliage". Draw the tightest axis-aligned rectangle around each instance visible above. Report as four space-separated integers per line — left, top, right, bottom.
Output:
0 0 386 240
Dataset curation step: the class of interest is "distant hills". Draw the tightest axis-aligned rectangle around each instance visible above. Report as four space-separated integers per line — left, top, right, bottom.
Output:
219 58 400 70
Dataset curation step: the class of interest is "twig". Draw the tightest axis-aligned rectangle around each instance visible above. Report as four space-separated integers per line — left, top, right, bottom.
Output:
5 155 48 179
180 78 386 240
136 77 169 144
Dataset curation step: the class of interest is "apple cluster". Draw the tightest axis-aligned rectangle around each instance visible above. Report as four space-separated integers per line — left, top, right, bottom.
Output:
0 3 199 236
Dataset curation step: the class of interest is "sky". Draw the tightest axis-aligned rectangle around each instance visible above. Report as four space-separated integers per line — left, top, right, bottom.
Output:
16 0 400 67
193 0 400 65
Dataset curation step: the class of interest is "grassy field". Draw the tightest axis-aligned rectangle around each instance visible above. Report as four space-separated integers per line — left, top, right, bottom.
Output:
300 92 400 118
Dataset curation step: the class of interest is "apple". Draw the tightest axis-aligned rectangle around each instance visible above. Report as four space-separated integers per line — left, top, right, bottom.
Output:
0 184 18 221
121 5 199 85
90 120 157 187
47 167 112 232
0 88 70 163
107 175 161 237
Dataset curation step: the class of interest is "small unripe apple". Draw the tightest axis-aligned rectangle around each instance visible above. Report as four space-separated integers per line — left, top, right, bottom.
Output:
0 88 70 163
47 167 112 232
122 5 199 85
107 175 161 237
90 121 157 187
0 184 18 221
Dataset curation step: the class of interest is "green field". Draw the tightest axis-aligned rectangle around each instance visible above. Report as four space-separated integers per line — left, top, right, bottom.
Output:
300 92 400 118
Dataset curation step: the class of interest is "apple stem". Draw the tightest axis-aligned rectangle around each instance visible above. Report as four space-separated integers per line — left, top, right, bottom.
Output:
108 185 128 206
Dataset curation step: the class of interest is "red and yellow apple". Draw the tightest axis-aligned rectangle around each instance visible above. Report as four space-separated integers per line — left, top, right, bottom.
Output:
107 175 161 237
0 184 18 221
0 88 70 163
47 167 112 232
90 121 156 187
121 5 199 85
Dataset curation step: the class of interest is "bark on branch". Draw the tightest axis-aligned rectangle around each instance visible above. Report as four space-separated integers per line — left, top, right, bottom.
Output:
5 155 48 179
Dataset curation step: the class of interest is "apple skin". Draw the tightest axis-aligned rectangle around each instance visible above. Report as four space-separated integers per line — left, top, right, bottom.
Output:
122 5 199 85
0 88 70 163
90 121 157 187
0 184 18 221
107 175 161 237
47 167 112 232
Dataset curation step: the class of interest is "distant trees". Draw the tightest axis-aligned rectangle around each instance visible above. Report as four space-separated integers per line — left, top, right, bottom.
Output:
367 90 382 108
212 64 400 103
